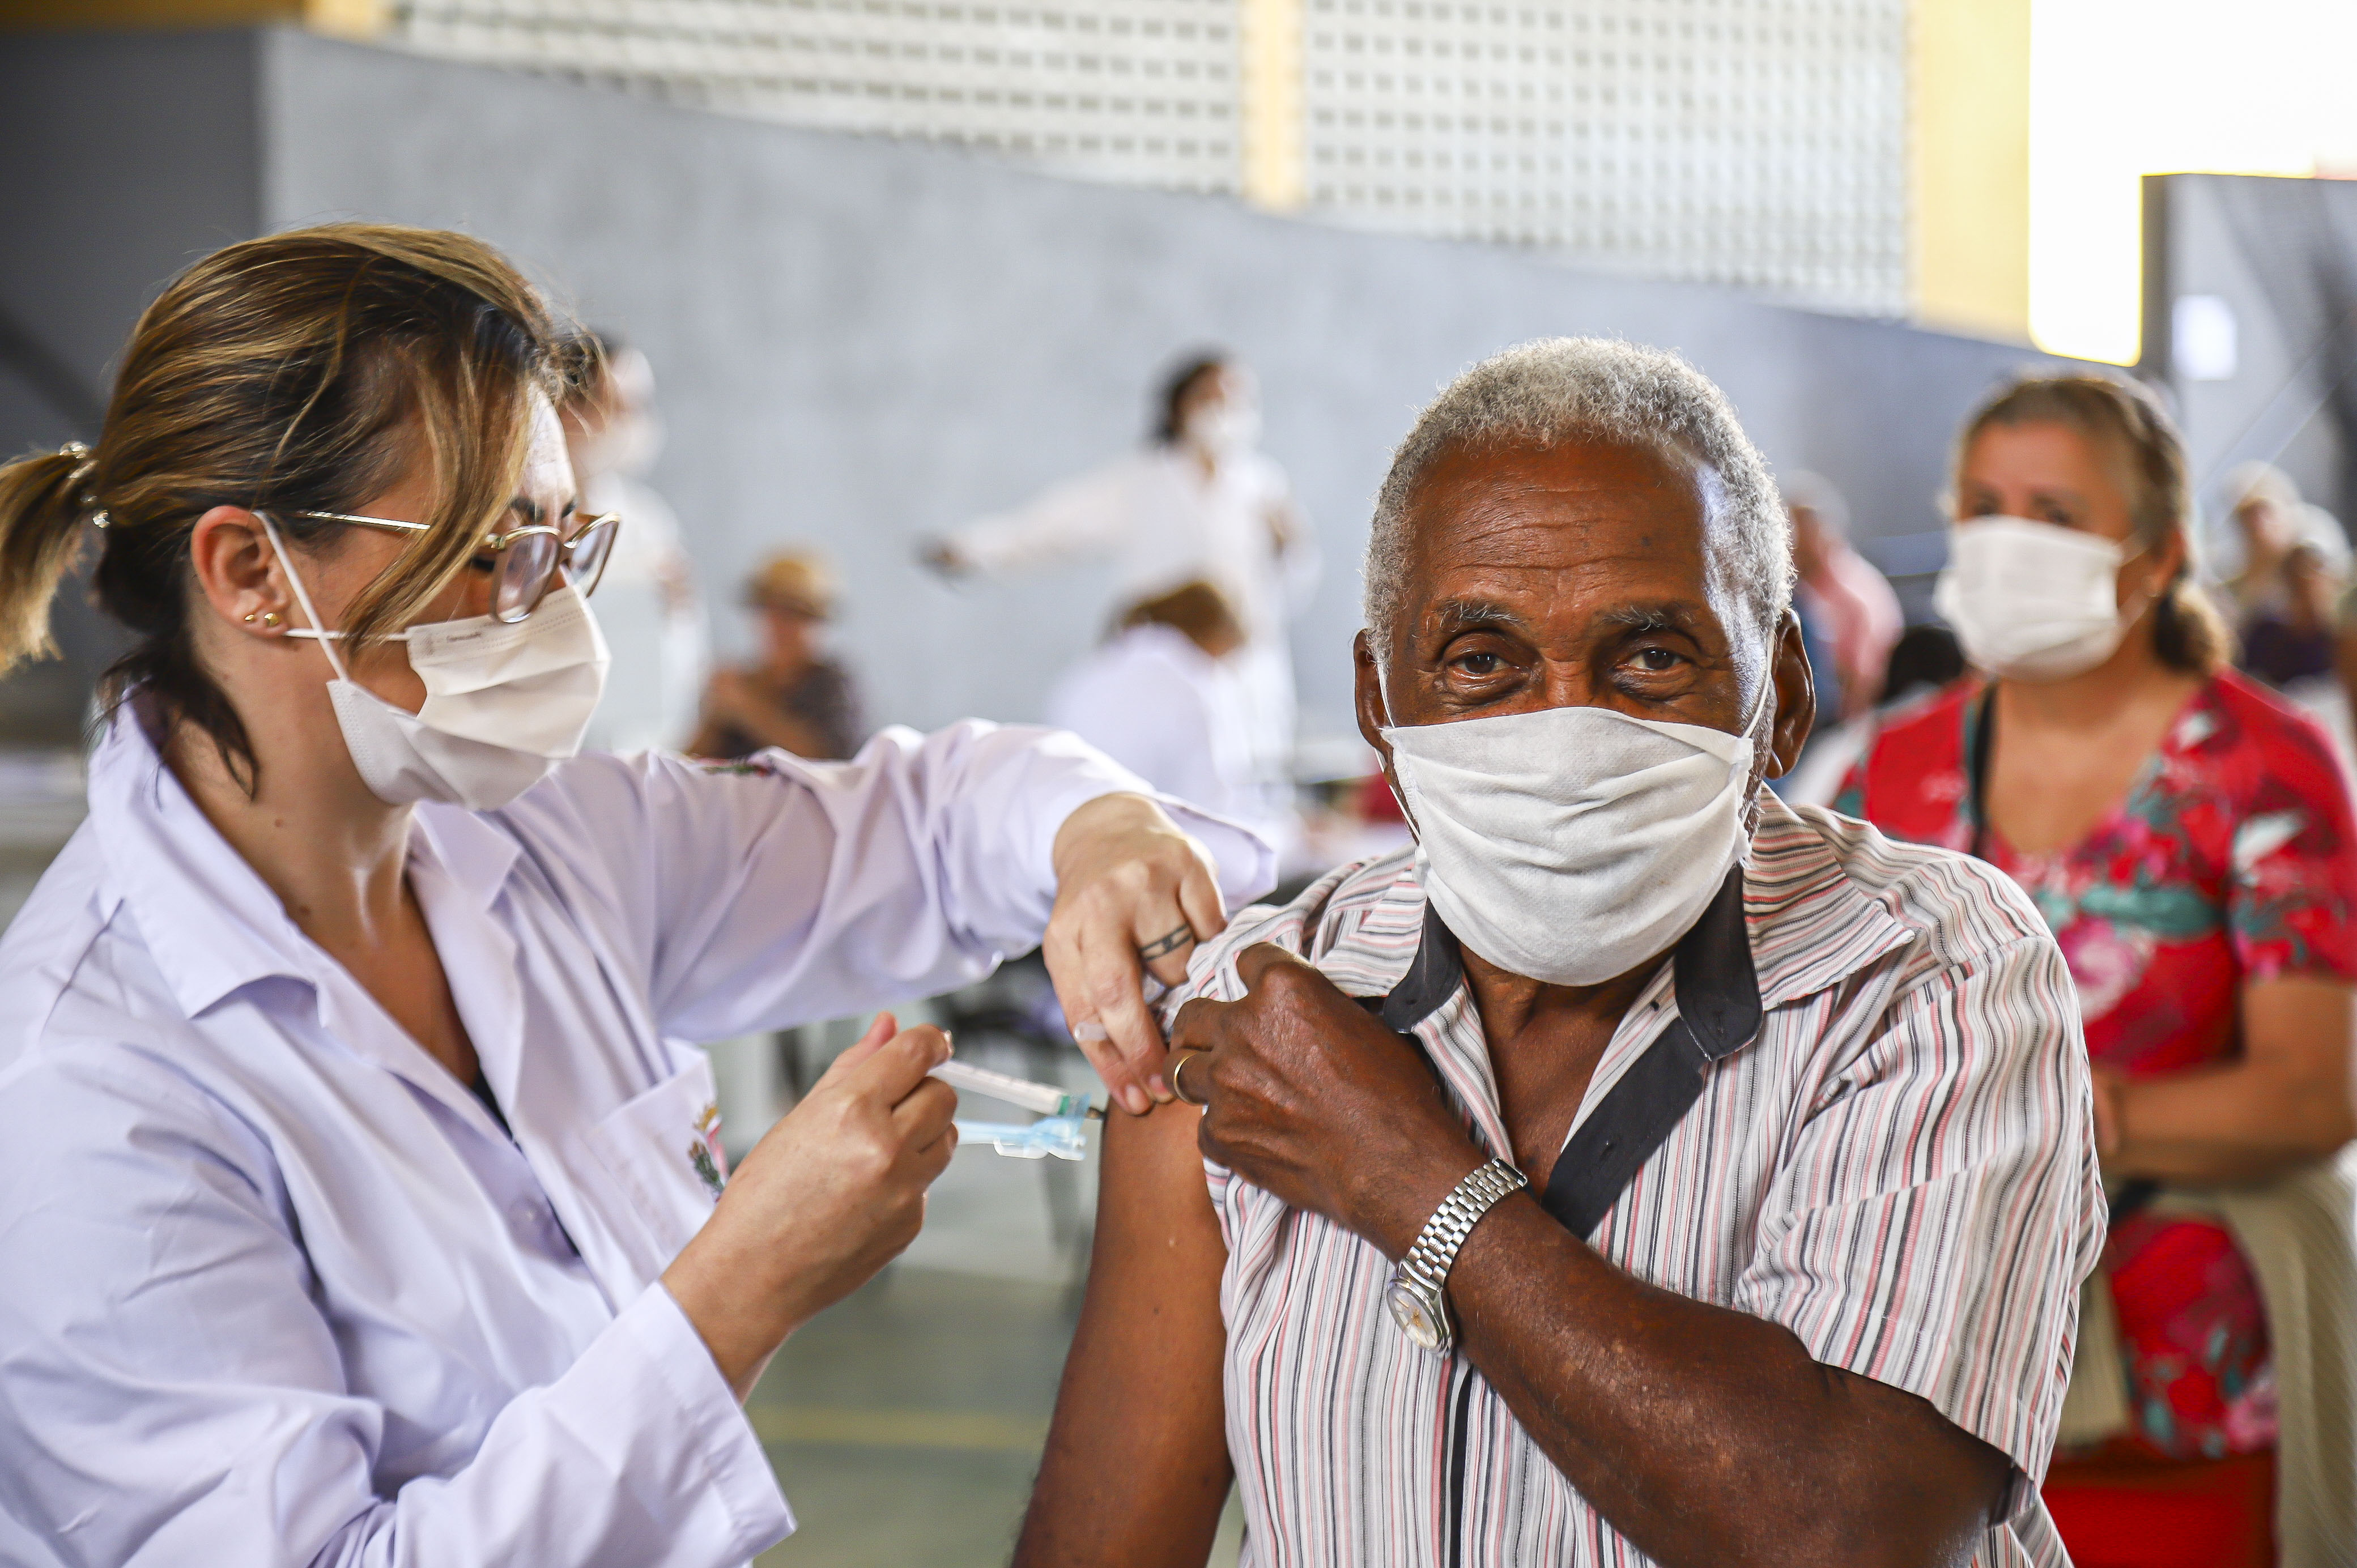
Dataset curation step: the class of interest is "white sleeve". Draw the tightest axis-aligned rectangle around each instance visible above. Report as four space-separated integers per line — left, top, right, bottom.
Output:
1257 458 1321 614
943 461 1134 576
0 1056 791 1568
510 721 1277 1042
1045 658 1219 810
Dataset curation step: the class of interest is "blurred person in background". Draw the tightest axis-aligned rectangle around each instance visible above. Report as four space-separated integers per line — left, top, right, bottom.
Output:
0 225 1275 1568
1046 578 1299 864
922 350 1317 796
2217 461 2350 627
563 331 709 752
2240 540 2343 691
1785 470 1901 720
1777 623 1967 807
689 549 863 762
1838 373 2357 1568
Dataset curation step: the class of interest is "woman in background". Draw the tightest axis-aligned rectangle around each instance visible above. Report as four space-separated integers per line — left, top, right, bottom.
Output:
921 351 1316 798
689 548 864 761
1045 578 1297 863
1838 373 2357 1568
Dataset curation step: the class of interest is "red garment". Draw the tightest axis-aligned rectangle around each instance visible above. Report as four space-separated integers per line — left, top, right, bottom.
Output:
2043 1443 2275 1568
1838 671 2357 1465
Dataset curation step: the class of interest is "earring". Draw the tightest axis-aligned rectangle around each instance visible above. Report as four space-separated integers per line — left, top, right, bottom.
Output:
241 612 257 624
261 612 281 629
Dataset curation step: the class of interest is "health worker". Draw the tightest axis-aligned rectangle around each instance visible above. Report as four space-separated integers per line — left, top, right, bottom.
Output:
0 224 1271 1568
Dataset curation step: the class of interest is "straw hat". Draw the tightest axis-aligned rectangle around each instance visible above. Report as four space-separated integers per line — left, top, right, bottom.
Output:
746 550 837 618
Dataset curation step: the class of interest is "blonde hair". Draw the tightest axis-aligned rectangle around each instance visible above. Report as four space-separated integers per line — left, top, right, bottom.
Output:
0 223 569 787
1956 372 2231 676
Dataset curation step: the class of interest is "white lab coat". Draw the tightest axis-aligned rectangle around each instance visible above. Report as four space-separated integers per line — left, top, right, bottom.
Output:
0 711 1271 1568
580 471 709 755
1046 624 1299 864
947 445 1317 776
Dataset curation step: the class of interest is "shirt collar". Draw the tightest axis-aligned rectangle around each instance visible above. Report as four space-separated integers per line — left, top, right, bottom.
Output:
411 801 524 910
1378 869 1760 1060
1364 791 1913 1037
86 709 522 1019
1742 792 1918 1007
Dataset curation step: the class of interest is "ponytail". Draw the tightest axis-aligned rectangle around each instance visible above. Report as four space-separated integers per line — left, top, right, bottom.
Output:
0 443 99 674
2152 571 2235 676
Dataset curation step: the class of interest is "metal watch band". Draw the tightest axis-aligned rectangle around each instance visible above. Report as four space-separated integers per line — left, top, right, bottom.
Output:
1399 1158 1529 1289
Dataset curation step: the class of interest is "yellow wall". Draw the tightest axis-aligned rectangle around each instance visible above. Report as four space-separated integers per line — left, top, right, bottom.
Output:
1911 0 2032 341
0 0 384 36
1239 0 1305 212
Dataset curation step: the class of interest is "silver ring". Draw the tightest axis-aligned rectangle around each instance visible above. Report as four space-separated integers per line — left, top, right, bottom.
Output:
1169 1050 1210 1106
1139 922 1195 962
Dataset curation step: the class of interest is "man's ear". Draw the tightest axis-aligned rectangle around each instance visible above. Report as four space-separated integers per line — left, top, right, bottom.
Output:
1352 629 1393 763
1762 609 1816 781
1352 630 1414 824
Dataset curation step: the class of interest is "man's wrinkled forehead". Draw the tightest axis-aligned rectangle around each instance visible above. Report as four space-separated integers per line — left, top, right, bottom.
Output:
1394 436 1736 628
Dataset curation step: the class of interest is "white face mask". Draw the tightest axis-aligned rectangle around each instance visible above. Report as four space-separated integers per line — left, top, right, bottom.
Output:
1381 679 1769 987
1933 516 2145 681
1184 400 1261 458
261 513 611 811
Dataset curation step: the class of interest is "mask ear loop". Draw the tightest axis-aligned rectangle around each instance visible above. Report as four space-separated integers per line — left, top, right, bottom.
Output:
254 510 355 685
1742 644 1778 741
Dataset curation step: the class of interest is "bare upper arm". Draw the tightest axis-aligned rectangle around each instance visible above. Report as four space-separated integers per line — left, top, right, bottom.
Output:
2240 974 2357 1152
1014 1100 1231 1568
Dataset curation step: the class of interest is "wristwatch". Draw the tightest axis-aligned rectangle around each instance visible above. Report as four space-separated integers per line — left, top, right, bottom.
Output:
1384 1158 1529 1353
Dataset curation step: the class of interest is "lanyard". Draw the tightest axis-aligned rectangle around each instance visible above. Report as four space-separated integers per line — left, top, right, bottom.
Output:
1968 685 1998 862
1965 681 2158 1225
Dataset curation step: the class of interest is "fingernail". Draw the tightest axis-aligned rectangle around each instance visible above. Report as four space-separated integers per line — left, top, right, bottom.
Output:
1148 1074 1173 1102
1121 1086 1151 1115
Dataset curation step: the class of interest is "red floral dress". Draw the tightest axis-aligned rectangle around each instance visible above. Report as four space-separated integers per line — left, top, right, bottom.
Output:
1837 670 2357 1460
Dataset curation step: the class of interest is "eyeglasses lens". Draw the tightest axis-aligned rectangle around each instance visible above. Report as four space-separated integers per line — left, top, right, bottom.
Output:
493 530 561 623
563 516 619 598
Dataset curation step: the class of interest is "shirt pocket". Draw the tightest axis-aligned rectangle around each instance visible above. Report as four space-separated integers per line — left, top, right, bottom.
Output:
576 1055 727 1287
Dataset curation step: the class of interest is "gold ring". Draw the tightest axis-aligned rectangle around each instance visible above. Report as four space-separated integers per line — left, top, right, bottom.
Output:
1139 922 1195 962
1169 1050 1210 1106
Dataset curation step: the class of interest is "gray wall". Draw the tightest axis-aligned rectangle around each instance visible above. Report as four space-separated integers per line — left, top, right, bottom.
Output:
2143 173 2357 557
0 28 264 740
4 27 2065 747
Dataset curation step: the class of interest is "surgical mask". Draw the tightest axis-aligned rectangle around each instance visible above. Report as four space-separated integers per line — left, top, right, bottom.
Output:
1933 516 2145 681
261 512 611 811
1185 401 1261 458
1381 679 1769 987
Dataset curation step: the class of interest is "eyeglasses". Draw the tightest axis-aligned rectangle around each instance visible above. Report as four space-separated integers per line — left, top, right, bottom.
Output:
288 508 623 623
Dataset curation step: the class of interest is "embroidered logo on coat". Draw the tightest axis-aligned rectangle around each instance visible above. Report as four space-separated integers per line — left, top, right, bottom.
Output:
688 1101 727 1199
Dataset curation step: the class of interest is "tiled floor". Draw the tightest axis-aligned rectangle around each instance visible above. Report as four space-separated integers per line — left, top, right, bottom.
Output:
750 1266 1244 1566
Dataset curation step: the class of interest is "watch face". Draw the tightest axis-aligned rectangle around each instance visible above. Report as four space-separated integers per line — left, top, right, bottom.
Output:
1385 1277 1445 1350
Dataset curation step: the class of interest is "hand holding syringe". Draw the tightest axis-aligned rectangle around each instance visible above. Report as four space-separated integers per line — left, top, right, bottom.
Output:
931 1056 1100 1161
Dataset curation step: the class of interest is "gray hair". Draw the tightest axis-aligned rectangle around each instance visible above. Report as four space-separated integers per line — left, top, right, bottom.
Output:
1363 337 1793 661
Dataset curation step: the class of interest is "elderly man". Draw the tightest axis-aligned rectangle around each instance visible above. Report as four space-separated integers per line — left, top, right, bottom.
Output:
1017 340 2102 1567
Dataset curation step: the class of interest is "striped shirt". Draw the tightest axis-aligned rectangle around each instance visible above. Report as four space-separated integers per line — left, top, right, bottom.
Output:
1173 795 2104 1567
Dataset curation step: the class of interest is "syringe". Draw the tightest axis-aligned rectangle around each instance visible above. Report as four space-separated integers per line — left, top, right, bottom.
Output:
929 1057 1104 1120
